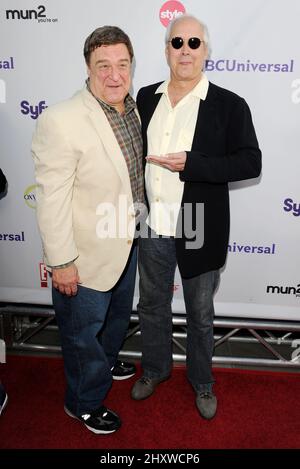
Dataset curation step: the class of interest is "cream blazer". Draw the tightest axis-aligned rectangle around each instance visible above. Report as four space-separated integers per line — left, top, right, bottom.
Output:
32 88 136 291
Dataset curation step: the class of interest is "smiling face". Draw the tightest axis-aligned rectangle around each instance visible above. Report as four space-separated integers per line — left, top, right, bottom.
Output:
87 43 131 113
165 17 208 85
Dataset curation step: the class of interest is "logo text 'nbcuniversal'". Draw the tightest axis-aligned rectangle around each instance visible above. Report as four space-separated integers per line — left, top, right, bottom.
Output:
228 242 276 254
0 57 14 69
0 231 25 242
205 59 294 73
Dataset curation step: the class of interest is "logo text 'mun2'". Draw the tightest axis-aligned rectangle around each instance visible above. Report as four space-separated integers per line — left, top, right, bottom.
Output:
6 5 46 20
267 284 300 297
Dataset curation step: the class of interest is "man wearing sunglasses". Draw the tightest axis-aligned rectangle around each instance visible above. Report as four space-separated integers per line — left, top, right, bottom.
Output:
131 14 261 419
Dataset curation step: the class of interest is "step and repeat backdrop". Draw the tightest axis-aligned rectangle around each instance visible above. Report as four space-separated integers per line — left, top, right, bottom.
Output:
0 0 299 320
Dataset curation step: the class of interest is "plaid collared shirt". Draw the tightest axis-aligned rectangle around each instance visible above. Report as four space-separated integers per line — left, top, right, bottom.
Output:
87 80 144 207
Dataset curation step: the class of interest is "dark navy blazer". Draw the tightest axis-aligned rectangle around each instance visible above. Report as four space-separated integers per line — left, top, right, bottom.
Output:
137 81 262 278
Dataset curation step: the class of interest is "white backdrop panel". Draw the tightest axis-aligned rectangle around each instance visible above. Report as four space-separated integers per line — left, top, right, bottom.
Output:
0 0 299 320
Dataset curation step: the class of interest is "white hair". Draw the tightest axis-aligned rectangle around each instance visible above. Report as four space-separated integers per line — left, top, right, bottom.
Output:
165 14 212 57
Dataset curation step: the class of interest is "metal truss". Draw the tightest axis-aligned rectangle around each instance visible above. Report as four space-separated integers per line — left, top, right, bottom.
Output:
1 304 300 369
122 315 300 368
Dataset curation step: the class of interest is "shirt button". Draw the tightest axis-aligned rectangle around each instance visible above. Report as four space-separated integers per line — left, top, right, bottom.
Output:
156 178 159 182
127 240 132 245
156 198 160 202
165 132 170 136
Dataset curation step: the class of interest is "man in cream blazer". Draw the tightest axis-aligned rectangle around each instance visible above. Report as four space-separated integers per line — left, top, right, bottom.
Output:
32 26 144 434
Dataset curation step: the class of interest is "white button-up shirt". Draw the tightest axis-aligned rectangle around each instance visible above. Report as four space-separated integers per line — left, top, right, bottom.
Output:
145 74 209 236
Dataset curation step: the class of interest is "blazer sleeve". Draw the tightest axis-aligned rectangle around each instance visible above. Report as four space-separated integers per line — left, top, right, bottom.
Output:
31 109 79 267
180 97 262 183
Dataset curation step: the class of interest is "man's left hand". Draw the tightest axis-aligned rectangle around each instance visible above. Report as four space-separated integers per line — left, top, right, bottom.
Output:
146 151 187 172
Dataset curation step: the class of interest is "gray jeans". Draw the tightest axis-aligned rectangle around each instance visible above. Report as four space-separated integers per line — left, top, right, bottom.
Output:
137 228 220 393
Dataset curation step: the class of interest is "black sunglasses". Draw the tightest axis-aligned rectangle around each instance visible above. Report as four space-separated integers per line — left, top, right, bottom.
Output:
169 37 202 50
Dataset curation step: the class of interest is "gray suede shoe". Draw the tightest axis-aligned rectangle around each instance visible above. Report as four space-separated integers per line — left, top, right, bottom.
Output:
196 392 217 419
131 376 169 400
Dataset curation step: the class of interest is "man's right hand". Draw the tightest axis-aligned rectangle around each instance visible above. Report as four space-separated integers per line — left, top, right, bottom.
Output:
52 263 81 296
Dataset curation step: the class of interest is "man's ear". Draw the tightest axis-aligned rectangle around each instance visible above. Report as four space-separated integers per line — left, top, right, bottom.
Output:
203 41 210 61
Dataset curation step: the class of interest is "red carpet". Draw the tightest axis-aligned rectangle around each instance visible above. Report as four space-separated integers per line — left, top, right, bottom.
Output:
0 355 299 449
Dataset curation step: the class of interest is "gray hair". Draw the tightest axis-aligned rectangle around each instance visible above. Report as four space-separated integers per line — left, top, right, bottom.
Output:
165 14 211 57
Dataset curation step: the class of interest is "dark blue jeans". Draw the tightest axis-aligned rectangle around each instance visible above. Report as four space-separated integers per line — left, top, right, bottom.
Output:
52 245 137 416
138 230 219 393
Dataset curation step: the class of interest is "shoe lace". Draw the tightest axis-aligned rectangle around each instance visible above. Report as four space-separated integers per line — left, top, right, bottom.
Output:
90 406 107 418
140 377 152 385
111 360 121 372
199 392 213 400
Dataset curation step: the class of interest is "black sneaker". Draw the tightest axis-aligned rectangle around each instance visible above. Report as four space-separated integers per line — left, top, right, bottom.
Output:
64 405 121 434
0 383 8 417
111 360 136 380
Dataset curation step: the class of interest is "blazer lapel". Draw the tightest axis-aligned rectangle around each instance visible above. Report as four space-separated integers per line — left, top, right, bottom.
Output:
82 88 131 192
140 91 162 160
191 83 218 152
143 93 162 131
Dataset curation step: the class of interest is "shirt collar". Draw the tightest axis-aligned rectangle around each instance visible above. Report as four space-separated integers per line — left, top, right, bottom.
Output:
155 73 209 101
86 78 136 114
